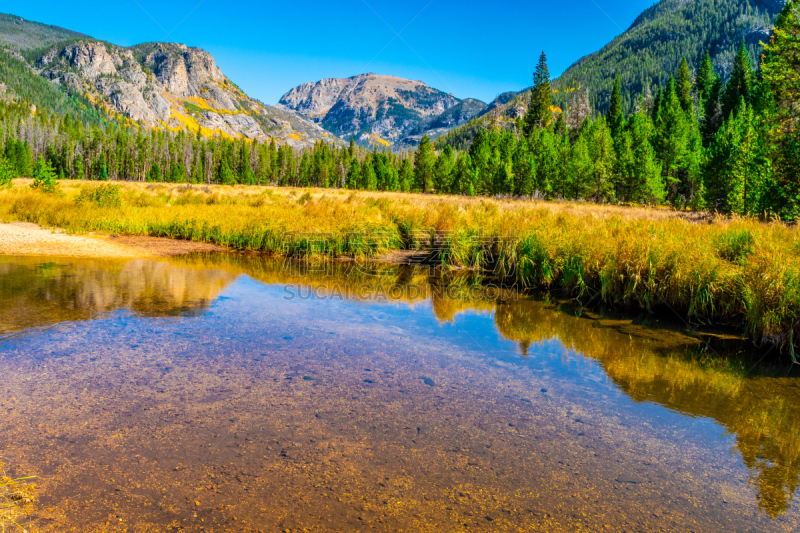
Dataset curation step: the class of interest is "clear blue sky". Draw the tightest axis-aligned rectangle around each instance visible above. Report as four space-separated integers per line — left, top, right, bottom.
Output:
3 0 654 104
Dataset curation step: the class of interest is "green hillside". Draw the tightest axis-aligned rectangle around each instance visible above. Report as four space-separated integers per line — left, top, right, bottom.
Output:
0 48 110 126
554 0 782 113
0 12 89 51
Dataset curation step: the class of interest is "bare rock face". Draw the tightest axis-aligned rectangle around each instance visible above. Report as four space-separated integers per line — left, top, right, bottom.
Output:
26 39 334 147
62 42 119 79
95 78 153 123
137 43 225 98
278 73 462 145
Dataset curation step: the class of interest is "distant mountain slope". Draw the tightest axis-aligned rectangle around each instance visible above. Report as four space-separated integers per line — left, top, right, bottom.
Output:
278 73 482 146
434 0 786 150
0 12 89 51
0 48 108 126
0 13 334 147
554 0 783 112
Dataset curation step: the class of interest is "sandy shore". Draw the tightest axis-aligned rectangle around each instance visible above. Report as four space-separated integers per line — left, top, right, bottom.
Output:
0 222 228 258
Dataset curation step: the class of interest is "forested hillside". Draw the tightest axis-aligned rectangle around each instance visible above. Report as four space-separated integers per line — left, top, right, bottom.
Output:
0 12 88 51
0 49 110 126
554 0 783 113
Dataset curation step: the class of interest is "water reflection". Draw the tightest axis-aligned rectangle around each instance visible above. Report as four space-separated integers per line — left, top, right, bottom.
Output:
1 253 798 521
0 256 235 336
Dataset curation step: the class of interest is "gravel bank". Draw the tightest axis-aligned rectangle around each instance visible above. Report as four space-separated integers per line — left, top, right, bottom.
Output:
0 222 227 258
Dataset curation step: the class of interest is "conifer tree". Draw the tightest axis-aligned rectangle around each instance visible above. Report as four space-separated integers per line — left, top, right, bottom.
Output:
433 145 455 193
696 51 723 145
587 119 616 202
655 76 703 206
413 135 436 192
395 159 411 192
676 58 694 113
722 40 753 119
31 155 57 192
760 0 800 219
525 52 552 134
703 101 766 215
608 73 625 139
617 104 664 203
0 156 14 188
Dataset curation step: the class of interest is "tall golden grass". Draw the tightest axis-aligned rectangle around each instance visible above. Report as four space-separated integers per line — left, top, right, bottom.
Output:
1 179 798 349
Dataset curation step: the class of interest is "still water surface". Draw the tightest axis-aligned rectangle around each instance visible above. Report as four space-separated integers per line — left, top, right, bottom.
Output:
1 254 799 532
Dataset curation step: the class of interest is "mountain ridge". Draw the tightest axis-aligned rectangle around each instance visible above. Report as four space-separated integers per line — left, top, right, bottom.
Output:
0 13 336 147
278 73 486 147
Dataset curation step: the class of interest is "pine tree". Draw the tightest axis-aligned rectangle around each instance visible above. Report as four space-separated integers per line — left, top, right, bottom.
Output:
655 76 703 206
413 135 436 192
433 145 455 193
608 73 625 139
0 156 13 188
760 0 800 219
676 58 694 113
722 39 753 119
618 106 664 203
704 101 766 215
346 157 361 189
696 51 723 145
31 155 57 192
525 52 552 134
587 119 616 202
399 159 414 192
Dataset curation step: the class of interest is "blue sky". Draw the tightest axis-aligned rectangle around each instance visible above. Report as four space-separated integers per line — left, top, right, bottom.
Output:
4 0 654 104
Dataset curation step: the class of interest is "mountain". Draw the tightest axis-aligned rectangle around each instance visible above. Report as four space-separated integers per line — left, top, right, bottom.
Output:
553 0 784 112
435 0 786 150
277 73 485 147
392 98 489 149
0 13 334 147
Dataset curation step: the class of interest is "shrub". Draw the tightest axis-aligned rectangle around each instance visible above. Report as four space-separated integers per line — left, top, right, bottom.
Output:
75 183 122 208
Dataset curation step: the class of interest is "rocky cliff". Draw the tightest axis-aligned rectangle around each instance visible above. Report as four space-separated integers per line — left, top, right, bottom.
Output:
278 73 481 146
6 25 334 147
33 40 334 146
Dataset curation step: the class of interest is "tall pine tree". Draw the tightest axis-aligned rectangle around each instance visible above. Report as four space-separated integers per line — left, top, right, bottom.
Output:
722 39 753 119
525 52 552 134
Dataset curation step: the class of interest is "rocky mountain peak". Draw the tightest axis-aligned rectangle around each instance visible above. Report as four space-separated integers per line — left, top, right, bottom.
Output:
277 73 465 145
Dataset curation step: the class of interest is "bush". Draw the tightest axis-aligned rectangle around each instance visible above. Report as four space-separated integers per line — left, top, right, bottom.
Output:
75 183 122 207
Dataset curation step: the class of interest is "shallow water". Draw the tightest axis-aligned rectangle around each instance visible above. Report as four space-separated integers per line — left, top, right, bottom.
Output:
1 254 799 532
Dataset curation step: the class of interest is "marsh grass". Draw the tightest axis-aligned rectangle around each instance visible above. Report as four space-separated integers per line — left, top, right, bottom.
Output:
1 179 799 351
0 463 37 532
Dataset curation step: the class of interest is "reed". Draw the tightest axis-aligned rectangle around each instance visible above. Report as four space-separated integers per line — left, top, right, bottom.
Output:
1 179 798 350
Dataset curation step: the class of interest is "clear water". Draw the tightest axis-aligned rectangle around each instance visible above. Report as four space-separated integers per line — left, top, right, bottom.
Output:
1 254 798 532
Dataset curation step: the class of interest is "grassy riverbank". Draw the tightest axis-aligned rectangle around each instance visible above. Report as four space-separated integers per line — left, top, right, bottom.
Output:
1 179 799 350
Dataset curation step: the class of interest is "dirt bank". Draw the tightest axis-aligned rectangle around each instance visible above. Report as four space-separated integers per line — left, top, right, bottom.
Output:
0 222 227 258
